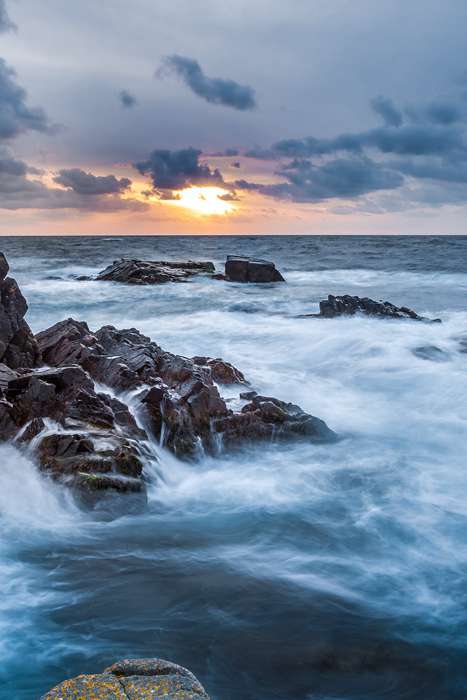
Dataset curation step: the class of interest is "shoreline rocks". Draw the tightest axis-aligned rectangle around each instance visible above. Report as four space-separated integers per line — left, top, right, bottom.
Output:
37 318 337 460
305 294 441 323
224 255 285 283
96 258 215 284
0 252 40 368
41 658 210 699
0 251 336 505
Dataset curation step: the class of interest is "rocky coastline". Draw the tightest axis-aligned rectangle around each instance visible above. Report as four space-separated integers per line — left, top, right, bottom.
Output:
0 253 335 510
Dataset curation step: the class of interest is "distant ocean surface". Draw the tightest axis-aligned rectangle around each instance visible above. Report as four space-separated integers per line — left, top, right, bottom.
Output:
1 235 467 700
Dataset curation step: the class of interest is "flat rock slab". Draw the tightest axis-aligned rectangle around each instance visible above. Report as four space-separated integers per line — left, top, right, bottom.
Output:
96 258 215 284
224 255 285 283
41 658 210 699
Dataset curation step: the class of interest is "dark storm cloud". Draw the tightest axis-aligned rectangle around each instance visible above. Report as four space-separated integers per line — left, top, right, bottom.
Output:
235 156 403 203
54 168 131 195
0 169 145 211
0 149 27 176
119 89 137 108
135 147 223 190
371 96 403 127
0 58 50 140
159 55 256 111
0 0 15 33
272 124 465 158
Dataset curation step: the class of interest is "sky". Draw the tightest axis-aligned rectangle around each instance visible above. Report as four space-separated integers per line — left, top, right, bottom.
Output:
1 0 467 235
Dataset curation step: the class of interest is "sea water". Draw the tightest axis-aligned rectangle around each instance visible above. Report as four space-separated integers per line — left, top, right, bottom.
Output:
0 235 466 699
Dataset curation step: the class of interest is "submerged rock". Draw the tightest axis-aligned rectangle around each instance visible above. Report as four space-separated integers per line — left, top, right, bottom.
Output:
36 318 336 459
412 345 450 362
0 251 40 368
224 255 285 283
41 657 210 699
96 258 215 284
307 294 441 323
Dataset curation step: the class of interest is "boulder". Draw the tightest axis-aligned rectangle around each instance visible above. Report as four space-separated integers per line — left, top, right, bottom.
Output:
308 294 441 323
224 255 285 283
36 319 336 459
0 252 40 369
41 658 210 699
95 258 215 284
0 364 149 503
214 391 337 447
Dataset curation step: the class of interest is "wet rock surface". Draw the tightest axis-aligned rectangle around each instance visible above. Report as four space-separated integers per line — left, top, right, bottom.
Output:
0 251 335 504
96 258 215 284
41 658 210 699
37 318 336 459
308 294 441 322
0 252 40 368
224 255 285 283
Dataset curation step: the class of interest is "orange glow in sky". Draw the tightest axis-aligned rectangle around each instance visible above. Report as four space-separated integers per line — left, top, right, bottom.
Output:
168 186 236 216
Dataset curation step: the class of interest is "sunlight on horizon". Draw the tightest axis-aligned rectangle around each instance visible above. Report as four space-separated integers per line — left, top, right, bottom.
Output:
168 186 236 216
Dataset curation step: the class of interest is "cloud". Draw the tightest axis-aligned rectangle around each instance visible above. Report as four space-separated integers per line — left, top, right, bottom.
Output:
0 58 50 140
272 124 466 158
236 156 403 203
119 89 137 108
0 0 15 33
0 154 144 212
159 55 256 111
371 96 403 127
53 168 131 195
135 147 223 190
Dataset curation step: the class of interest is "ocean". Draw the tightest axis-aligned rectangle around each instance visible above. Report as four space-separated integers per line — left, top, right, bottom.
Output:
0 235 466 699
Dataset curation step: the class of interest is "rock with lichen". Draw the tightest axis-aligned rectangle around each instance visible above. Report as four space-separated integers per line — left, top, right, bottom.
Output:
40 658 210 699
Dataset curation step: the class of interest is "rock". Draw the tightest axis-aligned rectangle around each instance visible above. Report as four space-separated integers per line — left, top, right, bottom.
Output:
215 392 337 447
224 255 285 283
412 345 450 362
0 364 150 502
41 658 210 699
192 356 247 384
36 319 336 459
0 254 40 368
308 294 441 323
95 258 215 284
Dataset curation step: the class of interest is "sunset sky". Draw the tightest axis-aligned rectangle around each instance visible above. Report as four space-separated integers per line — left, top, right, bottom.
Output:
1 0 467 235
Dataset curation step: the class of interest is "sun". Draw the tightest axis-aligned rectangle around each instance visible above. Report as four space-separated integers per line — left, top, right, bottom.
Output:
169 186 235 215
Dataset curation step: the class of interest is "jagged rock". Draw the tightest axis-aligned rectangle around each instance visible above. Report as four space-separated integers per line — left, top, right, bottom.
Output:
95 258 215 284
307 294 441 323
41 658 210 699
192 356 247 384
1 364 149 501
225 255 285 283
36 318 336 459
215 391 336 447
0 253 40 368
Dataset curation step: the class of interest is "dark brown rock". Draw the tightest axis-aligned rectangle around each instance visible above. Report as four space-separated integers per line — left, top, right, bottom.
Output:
225 255 285 283
96 258 215 284
0 259 40 368
192 356 247 384
309 294 441 323
36 318 336 459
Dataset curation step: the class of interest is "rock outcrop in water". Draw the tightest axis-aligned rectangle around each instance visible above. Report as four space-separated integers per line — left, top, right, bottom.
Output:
224 255 285 283
37 318 336 459
96 258 215 284
307 294 441 322
0 252 40 368
41 658 210 699
0 363 148 506
0 251 335 504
